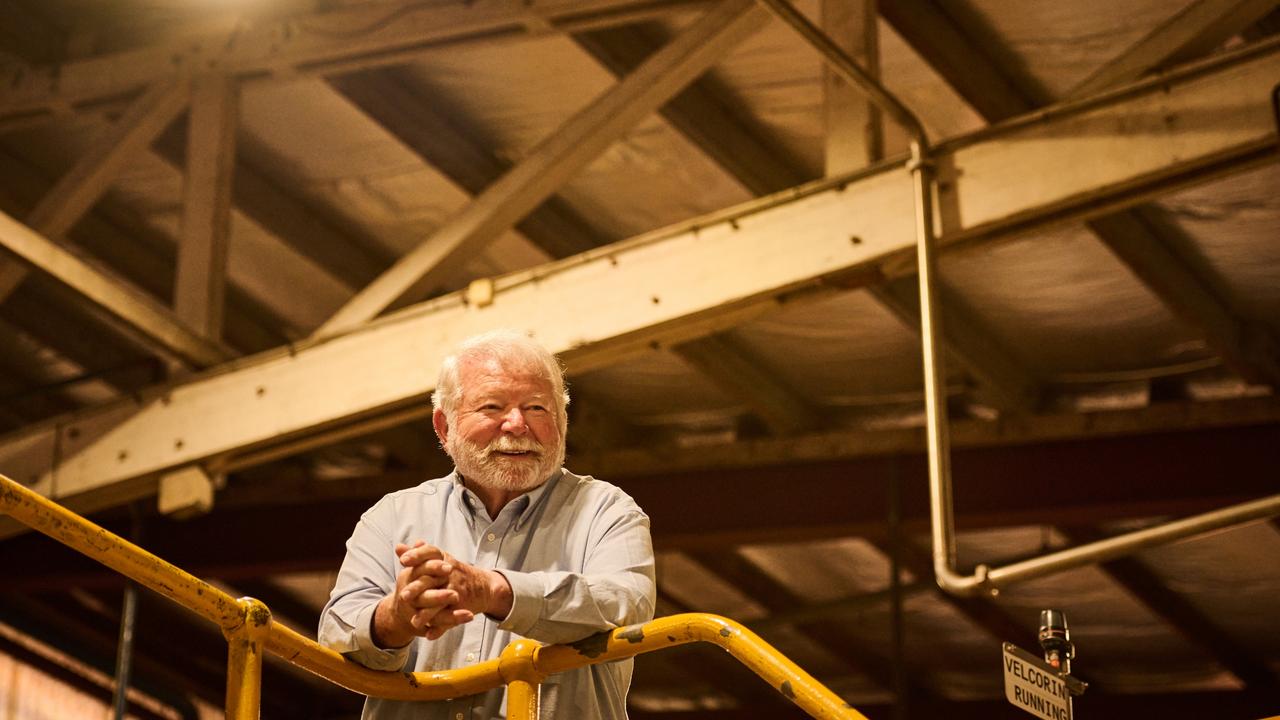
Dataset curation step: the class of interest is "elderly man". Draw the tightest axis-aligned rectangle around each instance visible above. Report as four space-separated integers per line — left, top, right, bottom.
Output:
320 330 656 719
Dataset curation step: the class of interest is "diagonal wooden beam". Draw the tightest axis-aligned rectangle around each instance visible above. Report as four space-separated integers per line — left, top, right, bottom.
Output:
878 0 1042 120
0 79 189 303
1087 207 1280 384
315 0 771 337
572 22 808 195
1059 525 1280 689
1070 0 1280 98
0 209 233 368
1 39 1274 522
326 67 604 259
869 279 1040 412
671 334 820 435
0 145 290 356
175 74 238 339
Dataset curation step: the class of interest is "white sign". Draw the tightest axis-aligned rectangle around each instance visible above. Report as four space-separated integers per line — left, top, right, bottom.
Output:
1003 643 1072 720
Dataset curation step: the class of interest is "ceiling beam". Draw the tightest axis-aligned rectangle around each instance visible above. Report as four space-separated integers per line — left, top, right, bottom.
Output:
1062 16 1280 387
152 126 392 292
1059 525 1280 690
8 418 1274 585
878 0 1042 119
587 390 1280 480
869 279 1040 412
671 334 821 435
0 146 290 356
328 66 815 436
1086 207 1280 385
326 67 604 258
575 7 1034 417
0 209 234 368
573 22 808 195
0 79 189 303
1070 0 1280 98
175 74 238 340
572 24 822 433
888 0 1280 387
821 0 883 172
0 0 717 125
316 0 771 337
1 39 1275 524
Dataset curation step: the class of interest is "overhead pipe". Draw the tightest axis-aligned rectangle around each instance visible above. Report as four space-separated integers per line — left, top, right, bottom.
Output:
755 0 1280 596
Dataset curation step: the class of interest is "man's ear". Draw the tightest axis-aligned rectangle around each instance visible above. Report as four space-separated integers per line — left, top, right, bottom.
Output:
432 408 450 444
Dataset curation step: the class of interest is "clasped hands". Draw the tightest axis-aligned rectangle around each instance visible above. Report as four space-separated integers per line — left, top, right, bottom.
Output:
373 541 513 648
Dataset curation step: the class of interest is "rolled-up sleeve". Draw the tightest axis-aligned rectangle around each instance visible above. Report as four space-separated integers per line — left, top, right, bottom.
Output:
499 496 656 645
318 501 412 671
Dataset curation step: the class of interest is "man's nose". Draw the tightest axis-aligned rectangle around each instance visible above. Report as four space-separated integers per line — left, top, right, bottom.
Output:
501 408 528 434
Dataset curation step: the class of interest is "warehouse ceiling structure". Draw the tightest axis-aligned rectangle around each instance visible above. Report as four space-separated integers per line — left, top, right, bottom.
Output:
1 0 1278 717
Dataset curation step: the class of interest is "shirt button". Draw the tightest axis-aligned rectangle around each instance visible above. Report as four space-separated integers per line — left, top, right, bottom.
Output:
486 532 496 542
455 713 463 720
466 652 476 662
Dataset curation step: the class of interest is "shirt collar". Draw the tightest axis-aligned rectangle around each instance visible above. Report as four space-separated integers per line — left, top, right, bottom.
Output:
452 468 562 528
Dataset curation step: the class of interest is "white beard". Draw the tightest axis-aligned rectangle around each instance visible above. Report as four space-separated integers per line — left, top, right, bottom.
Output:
447 432 564 494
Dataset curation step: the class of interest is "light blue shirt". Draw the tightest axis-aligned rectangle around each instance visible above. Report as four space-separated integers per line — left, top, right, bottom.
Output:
319 469 656 719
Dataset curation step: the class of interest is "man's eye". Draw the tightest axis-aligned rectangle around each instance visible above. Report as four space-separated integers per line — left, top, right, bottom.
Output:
527 405 548 413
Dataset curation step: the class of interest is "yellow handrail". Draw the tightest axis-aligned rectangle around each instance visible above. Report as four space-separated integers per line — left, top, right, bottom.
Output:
1 473 866 719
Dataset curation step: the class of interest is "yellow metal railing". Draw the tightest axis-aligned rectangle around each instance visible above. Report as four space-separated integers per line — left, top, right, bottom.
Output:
0 473 866 720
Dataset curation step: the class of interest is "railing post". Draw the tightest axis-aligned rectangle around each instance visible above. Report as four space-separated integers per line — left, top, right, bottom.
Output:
224 597 271 720
499 639 545 720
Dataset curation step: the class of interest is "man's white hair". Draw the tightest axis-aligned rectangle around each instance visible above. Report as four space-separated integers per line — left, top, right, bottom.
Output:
431 329 570 437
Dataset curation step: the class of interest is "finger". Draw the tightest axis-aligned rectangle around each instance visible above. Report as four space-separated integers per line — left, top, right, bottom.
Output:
423 610 475 640
406 559 453 582
401 571 449 597
400 543 445 567
402 587 458 610
424 607 474 631
401 573 452 599
417 606 473 632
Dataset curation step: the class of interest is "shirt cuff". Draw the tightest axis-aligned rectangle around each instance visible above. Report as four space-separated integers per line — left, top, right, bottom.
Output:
496 570 543 636
349 601 412 671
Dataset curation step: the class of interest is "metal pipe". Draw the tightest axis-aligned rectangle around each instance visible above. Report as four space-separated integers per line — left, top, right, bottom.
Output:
110 582 138 720
111 506 143 720
755 0 1280 598
984 493 1280 590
